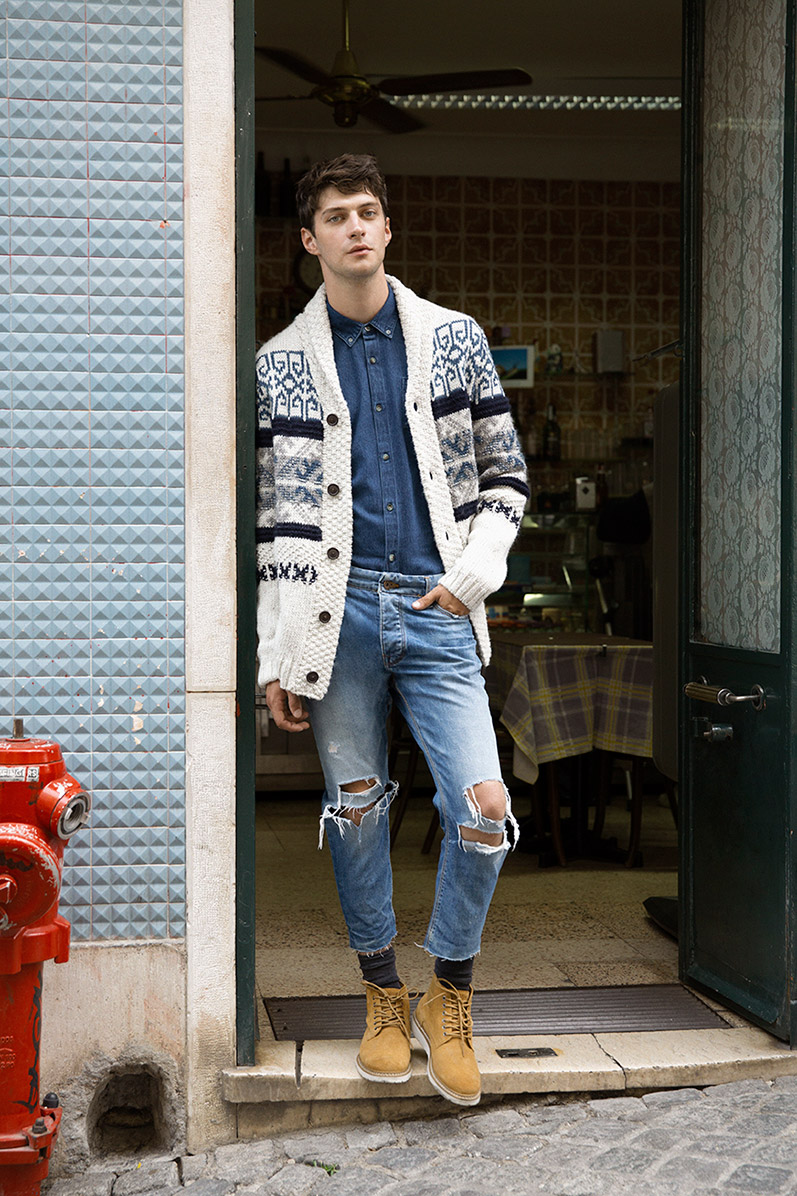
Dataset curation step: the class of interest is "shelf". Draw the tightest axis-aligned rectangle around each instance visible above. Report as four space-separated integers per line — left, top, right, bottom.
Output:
534 372 630 383
526 456 623 466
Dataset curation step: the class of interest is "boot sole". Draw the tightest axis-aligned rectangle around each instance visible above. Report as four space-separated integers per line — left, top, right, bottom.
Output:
355 1055 412 1083
411 1014 481 1107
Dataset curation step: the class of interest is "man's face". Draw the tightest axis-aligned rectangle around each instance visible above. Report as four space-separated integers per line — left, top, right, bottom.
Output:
300 187 391 286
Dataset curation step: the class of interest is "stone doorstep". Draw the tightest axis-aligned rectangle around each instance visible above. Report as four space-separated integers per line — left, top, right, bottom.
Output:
220 1026 797 1108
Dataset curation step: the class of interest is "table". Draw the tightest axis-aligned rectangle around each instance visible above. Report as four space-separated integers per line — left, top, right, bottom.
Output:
485 631 654 864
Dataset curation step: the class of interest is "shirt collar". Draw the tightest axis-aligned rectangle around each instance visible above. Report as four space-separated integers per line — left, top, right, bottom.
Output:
327 286 398 347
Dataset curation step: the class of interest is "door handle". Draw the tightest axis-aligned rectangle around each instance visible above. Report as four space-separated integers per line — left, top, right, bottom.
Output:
684 680 766 712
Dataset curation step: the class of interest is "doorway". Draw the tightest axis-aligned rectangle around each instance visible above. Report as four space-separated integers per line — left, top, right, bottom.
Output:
239 0 686 1064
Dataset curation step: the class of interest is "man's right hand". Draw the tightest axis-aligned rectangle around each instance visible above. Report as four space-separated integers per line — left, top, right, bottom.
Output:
265 680 310 732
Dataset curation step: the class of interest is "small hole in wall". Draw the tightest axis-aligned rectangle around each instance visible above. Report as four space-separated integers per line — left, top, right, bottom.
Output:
87 1067 166 1156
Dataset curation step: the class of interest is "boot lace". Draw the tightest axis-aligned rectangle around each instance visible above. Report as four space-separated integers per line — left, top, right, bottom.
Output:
366 984 410 1040
440 984 474 1049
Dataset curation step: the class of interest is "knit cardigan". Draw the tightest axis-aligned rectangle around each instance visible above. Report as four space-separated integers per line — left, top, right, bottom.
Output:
255 275 529 698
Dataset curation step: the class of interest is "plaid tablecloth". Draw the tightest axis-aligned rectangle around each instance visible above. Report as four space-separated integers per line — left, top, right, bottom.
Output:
486 633 654 784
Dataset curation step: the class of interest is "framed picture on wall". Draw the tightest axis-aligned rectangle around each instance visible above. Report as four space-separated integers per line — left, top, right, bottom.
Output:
490 345 535 387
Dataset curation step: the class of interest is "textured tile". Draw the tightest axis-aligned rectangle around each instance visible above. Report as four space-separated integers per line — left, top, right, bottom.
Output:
3 0 186 944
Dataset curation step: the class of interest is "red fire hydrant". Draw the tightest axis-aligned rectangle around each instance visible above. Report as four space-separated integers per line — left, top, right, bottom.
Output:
0 719 90 1196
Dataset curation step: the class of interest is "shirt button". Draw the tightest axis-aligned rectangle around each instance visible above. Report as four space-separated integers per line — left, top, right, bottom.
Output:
319 611 331 623
386 502 394 511
347 337 353 344
326 413 339 426
306 671 319 684
327 547 339 559
388 553 396 562
375 403 382 412
327 483 340 496
382 452 390 461
364 324 372 332
369 358 376 365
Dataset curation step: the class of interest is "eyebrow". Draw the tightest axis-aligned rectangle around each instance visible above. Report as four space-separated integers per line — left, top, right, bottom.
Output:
320 200 380 217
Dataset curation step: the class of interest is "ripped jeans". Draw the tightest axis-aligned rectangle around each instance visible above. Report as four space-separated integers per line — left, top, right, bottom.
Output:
308 567 518 962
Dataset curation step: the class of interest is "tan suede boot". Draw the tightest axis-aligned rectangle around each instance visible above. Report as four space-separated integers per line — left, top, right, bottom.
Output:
411 975 481 1106
356 981 412 1083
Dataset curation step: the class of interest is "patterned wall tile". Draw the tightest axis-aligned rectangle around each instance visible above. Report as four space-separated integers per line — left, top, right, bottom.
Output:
3 0 186 941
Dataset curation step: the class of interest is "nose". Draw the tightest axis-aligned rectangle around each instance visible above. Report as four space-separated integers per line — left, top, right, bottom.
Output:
348 212 364 237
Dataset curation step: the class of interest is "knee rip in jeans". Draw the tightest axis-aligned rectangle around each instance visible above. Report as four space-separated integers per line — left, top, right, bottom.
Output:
458 779 519 854
318 777 399 848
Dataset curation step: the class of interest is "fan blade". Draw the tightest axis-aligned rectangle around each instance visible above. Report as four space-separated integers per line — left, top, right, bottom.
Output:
256 46 333 88
378 68 531 96
360 94 426 133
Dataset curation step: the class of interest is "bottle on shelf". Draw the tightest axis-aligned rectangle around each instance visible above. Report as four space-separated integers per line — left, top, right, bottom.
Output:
595 462 608 509
524 405 537 459
542 403 562 462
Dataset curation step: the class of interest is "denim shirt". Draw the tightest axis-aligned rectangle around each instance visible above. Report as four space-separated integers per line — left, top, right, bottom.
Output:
327 288 443 575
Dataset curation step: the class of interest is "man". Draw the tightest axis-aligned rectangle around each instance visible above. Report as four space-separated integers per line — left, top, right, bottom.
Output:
256 154 528 1107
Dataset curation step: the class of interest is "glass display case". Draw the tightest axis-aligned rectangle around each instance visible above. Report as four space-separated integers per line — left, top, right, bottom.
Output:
486 511 598 632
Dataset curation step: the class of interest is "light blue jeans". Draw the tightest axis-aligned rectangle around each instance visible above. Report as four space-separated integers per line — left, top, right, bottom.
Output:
308 567 518 961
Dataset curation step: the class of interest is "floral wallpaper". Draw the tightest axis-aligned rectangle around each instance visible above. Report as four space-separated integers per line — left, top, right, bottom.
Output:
699 0 785 652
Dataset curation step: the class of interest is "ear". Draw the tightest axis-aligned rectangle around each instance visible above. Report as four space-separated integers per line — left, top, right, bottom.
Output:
384 216 392 247
300 226 318 256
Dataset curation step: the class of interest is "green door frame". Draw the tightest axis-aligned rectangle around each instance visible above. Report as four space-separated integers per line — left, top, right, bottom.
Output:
235 0 257 1066
679 0 797 1039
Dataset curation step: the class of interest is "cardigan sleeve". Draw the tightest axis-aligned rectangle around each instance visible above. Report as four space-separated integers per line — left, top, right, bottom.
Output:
438 323 529 609
255 348 280 689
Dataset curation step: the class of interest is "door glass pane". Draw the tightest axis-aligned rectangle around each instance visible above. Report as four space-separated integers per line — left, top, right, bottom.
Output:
699 0 785 652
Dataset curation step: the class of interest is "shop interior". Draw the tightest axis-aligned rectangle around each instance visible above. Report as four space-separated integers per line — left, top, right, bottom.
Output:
252 0 684 1019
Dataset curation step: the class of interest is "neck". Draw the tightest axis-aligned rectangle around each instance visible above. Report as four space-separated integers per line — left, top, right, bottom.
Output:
324 272 390 323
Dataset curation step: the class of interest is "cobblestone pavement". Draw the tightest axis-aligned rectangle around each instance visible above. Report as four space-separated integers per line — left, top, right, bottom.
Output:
45 1077 797 1196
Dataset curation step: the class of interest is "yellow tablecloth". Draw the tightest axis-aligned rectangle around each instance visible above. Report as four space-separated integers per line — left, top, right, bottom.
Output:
486 633 654 784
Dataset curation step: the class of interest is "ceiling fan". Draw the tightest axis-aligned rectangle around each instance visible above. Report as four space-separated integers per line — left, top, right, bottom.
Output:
255 0 532 133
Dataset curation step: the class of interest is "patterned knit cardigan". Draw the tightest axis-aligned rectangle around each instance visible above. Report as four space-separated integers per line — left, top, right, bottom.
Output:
255 275 529 698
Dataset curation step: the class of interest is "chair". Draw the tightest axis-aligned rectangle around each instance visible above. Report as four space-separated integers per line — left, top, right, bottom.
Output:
592 752 678 867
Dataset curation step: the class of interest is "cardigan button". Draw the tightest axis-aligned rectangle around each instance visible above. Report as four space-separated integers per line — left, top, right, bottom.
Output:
327 547 340 559
319 611 331 623
306 671 319 684
327 483 340 496
326 413 339 426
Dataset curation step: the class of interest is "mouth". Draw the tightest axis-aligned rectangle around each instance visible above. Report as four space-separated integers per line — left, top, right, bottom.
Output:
348 245 371 255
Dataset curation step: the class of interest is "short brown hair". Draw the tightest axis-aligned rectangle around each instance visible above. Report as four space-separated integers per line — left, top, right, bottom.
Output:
296 153 389 232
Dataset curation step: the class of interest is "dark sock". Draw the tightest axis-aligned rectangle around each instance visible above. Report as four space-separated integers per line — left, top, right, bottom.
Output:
435 956 474 990
358 945 402 989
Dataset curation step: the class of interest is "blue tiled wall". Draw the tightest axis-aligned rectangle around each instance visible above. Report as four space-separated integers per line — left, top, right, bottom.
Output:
1 1 186 939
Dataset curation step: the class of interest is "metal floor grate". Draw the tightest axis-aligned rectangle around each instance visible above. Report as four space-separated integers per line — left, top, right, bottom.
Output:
264 983 728 1041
